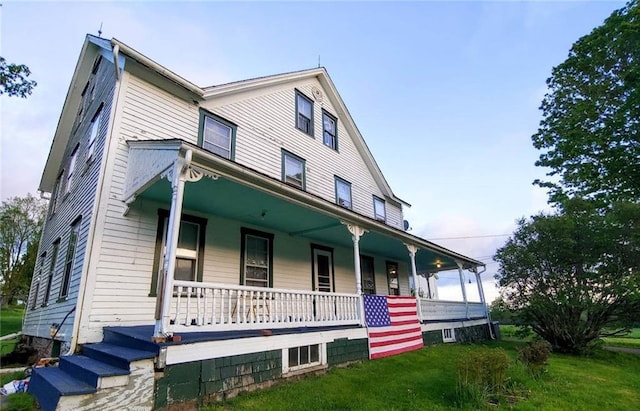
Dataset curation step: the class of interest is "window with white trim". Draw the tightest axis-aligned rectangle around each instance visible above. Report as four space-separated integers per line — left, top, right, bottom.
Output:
65 145 79 194
295 90 313 136
59 217 81 299
282 150 305 190
86 106 102 160
335 177 352 209
322 110 337 150
199 112 236 160
443 328 456 343
283 343 324 373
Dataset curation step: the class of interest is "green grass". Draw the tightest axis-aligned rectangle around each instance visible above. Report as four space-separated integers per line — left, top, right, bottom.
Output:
1 305 25 356
602 328 640 349
209 341 640 410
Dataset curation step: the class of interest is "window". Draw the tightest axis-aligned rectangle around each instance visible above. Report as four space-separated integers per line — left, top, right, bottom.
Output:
150 211 207 295
386 261 399 296
86 106 102 160
241 228 274 288
31 255 45 310
322 111 337 150
199 111 236 160
443 328 456 343
43 240 59 306
360 256 376 295
335 177 352 209
373 196 386 222
295 90 313 136
282 150 305 190
65 145 79 194
60 218 81 299
50 172 64 215
284 343 323 373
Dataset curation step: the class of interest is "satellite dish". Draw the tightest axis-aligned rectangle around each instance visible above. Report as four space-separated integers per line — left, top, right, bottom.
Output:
403 220 410 231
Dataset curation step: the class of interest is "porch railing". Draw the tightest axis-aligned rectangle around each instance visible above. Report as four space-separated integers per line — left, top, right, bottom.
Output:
418 299 486 321
169 281 361 333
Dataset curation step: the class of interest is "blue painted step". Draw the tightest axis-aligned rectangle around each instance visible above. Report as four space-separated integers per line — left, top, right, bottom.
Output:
59 355 129 388
28 367 96 411
82 343 156 370
103 326 161 354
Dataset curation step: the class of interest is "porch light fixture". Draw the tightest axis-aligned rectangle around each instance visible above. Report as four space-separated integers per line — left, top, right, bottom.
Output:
435 261 442 268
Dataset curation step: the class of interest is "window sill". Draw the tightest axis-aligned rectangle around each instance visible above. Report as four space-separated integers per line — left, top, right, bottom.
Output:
56 297 68 303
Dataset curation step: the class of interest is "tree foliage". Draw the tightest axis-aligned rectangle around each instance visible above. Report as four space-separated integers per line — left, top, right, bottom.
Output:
494 200 640 354
0 194 47 305
532 1 640 205
0 56 37 98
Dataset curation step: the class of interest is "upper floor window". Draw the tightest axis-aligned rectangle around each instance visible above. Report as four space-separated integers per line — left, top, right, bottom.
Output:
60 217 81 300
335 177 352 209
43 239 60 306
295 90 313 136
87 106 103 161
50 171 64 215
322 111 337 150
199 111 236 160
373 196 386 222
241 228 274 288
65 145 79 194
282 150 305 190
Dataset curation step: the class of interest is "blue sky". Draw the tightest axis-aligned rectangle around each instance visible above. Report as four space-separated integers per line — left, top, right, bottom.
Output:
0 1 626 302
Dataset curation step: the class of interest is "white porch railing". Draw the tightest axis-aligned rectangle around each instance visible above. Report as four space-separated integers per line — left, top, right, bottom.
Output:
169 281 361 333
419 299 486 321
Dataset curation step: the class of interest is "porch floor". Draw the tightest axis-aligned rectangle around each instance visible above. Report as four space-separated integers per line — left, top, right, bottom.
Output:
103 324 362 350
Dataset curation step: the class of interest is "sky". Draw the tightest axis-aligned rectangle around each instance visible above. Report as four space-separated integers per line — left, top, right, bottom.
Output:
0 0 626 303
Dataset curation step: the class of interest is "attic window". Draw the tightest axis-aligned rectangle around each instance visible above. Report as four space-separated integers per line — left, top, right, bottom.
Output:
295 90 314 136
198 110 236 160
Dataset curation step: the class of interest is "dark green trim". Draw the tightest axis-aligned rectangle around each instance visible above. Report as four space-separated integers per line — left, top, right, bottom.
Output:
360 255 376 294
372 195 386 223
149 209 208 296
321 109 338 151
385 260 399 296
295 89 314 137
240 227 274 288
197 108 237 160
334 176 352 209
310 243 335 292
280 149 306 190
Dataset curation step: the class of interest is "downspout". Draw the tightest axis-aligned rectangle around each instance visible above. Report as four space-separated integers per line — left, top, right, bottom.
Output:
112 44 121 81
154 149 192 339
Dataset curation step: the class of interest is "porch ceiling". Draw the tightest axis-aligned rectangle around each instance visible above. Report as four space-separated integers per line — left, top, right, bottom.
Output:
135 176 459 273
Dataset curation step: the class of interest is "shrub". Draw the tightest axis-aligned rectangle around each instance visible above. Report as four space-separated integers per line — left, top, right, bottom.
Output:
456 347 511 407
517 340 551 377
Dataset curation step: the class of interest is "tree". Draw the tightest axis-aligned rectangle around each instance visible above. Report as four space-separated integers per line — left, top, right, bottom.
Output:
0 194 47 305
0 56 37 98
532 1 640 206
494 199 640 354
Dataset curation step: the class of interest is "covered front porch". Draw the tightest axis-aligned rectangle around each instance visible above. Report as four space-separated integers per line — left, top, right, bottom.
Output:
122 140 488 340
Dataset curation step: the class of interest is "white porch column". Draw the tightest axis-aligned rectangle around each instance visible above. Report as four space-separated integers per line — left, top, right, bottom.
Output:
474 267 490 319
153 151 192 339
345 223 367 326
456 260 469 319
405 244 422 322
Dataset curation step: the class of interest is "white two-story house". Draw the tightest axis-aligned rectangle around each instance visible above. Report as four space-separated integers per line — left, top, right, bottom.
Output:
24 35 491 411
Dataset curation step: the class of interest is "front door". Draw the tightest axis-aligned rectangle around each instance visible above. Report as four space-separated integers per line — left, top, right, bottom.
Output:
312 246 333 292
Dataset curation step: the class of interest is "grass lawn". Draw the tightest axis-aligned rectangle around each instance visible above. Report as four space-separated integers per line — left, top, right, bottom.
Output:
0 305 25 356
209 340 640 410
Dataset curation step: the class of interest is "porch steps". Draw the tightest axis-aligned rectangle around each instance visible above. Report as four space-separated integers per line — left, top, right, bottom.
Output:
28 341 156 411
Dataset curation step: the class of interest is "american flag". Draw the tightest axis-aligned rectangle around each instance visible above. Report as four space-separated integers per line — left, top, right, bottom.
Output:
363 295 424 359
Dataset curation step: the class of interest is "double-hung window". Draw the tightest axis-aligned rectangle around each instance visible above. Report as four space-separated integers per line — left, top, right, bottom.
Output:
174 221 200 282
322 111 337 150
43 240 59 306
49 172 64 215
86 106 102 160
335 177 352 209
65 146 79 194
199 111 236 160
296 90 313 136
282 150 305 190
60 218 81 300
373 196 386 222
241 228 274 288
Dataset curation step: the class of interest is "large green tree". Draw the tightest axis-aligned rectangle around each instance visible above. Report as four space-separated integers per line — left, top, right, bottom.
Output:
0 194 47 305
0 56 37 98
495 200 640 354
532 1 640 205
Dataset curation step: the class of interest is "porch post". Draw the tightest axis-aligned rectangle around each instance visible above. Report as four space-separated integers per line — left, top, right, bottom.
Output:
405 244 423 322
456 260 469 319
153 150 192 339
345 223 366 326
474 267 490 319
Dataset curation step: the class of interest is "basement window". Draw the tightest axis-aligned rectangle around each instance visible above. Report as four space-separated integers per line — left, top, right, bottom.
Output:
442 328 456 343
283 343 325 373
